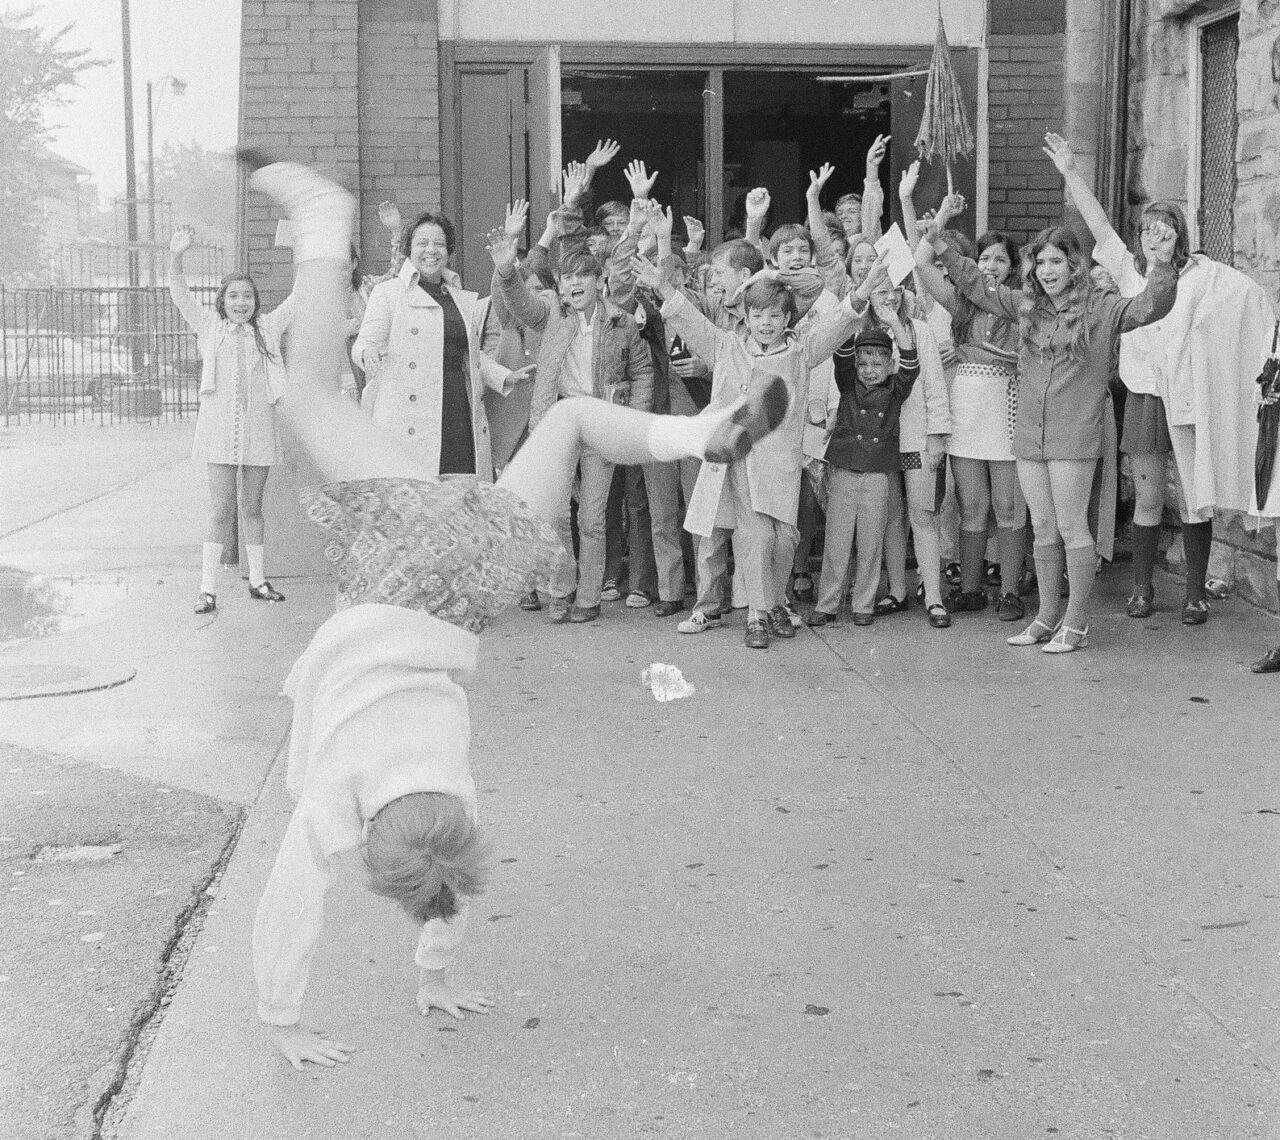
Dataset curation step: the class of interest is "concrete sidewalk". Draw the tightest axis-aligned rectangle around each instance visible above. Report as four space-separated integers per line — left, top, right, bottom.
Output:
2 422 1277 1139
120 567 1278 1133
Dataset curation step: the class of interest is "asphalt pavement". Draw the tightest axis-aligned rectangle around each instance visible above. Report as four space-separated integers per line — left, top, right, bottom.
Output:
2 420 1278 1140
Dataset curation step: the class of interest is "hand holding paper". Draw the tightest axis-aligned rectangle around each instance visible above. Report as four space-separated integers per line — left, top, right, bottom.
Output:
874 222 915 287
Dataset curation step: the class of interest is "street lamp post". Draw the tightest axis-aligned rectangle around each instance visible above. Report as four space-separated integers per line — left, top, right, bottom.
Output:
146 74 186 285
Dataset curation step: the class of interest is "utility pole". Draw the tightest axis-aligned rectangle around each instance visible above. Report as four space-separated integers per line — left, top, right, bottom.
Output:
120 0 140 288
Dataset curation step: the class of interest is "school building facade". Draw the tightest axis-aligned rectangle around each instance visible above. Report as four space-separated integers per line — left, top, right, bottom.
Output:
237 0 1280 605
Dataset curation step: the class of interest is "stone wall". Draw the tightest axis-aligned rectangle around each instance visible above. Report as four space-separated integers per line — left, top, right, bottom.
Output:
986 0 1067 247
1125 0 1280 610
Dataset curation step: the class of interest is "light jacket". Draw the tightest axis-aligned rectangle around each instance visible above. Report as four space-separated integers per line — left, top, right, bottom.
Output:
896 317 950 453
353 260 516 480
169 271 294 403
253 604 478 1027
491 265 655 429
662 289 867 534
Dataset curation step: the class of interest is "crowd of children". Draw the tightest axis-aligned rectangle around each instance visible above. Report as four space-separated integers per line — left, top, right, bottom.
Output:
175 132 1280 668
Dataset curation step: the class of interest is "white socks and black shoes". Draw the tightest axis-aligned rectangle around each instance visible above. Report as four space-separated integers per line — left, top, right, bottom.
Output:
646 375 790 465
239 147 355 263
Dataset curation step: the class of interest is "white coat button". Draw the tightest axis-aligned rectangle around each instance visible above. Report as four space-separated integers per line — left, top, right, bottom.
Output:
408 361 416 369
409 394 416 402
408 427 415 435
411 327 419 334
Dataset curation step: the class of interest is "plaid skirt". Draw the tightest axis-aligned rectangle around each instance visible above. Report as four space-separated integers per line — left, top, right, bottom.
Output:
300 477 563 634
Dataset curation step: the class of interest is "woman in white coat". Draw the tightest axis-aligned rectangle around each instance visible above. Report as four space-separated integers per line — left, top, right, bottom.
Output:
352 212 533 479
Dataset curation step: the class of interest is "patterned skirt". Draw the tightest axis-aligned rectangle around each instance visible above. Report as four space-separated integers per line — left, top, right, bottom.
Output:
949 362 1017 461
300 477 564 634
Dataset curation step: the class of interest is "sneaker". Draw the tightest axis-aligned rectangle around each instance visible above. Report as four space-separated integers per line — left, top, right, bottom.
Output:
744 615 770 649
625 590 652 608
768 604 796 639
785 604 803 628
547 597 571 623
677 609 721 634
518 590 541 612
600 579 620 603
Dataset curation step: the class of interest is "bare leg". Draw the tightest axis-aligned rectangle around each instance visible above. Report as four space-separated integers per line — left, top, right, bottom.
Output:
239 465 269 546
207 464 238 545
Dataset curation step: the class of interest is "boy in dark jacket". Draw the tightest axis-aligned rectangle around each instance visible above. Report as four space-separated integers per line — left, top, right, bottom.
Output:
807 316 919 627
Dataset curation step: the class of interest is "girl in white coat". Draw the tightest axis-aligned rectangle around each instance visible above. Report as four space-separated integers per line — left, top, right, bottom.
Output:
169 226 294 613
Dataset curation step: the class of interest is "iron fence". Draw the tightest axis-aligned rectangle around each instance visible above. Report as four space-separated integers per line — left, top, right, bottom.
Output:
1 283 219 426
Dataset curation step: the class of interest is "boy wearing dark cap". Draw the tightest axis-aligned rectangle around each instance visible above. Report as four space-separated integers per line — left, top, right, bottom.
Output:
807 315 919 627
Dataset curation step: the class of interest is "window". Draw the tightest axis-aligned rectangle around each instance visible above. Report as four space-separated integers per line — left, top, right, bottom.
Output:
1193 10 1240 262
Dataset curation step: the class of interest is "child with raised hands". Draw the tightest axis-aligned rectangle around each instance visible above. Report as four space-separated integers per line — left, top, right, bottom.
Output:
631 248 876 648
487 212 655 625
241 153 792 1071
807 273 922 628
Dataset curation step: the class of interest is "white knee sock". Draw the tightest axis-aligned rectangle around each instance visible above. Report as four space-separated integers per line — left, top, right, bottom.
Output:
249 162 354 263
645 408 733 463
247 544 266 588
201 542 223 595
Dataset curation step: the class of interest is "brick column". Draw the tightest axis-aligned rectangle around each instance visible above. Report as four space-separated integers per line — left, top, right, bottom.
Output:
985 0 1067 248
356 0 442 278
238 0 361 304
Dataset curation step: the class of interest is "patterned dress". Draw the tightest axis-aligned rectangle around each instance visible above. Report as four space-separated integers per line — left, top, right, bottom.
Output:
300 477 563 634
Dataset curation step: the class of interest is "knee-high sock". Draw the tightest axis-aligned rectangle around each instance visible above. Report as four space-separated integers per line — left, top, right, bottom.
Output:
996 526 1023 595
1032 542 1065 626
201 542 223 595
1061 544 1097 631
1181 520 1212 603
247 544 266 588
1131 523 1160 593
959 529 987 594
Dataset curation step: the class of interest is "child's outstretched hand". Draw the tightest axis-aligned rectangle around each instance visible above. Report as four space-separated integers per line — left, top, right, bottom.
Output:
865 134 891 176
585 138 621 171
1144 217 1177 264
745 187 771 221
899 159 921 200
807 163 835 201
854 251 892 303
936 192 967 227
682 215 704 250
486 225 519 272
1041 132 1076 176
170 225 195 256
377 200 402 235
269 1023 355 1072
417 969 494 1021
624 159 659 199
504 198 530 238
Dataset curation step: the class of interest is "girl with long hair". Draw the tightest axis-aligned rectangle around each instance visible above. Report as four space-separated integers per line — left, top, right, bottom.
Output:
915 192 1178 653
169 227 294 613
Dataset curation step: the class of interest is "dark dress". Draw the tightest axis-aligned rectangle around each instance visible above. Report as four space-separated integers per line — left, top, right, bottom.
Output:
420 279 477 475
300 478 562 635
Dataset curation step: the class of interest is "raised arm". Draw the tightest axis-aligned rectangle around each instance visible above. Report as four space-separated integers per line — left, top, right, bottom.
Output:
1042 133 1120 250
806 164 852 299
1113 221 1178 333
167 226 217 337
861 134 889 241
920 195 1021 321
744 187 770 252
898 160 923 246
800 255 889 367
488 224 552 333
635 254 722 372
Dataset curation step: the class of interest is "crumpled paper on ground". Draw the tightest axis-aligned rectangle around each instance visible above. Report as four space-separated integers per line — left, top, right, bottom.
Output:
641 663 695 702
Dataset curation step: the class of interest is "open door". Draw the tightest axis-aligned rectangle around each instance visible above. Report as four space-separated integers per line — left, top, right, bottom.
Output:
528 45 563 230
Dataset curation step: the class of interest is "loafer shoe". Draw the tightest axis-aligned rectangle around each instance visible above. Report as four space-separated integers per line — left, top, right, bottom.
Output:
249 581 285 602
547 598 571 623
947 588 988 613
744 616 770 649
194 592 216 615
926 603 951 629
1181 599 1210 626
518 590 541 611
653 599 686 618
626 590 652 608
1126 591 1153 619
874 594 908 615
568 604 601 623
768 605 796 638
851 611 874 627
805 609 836 628
995 592 1025 622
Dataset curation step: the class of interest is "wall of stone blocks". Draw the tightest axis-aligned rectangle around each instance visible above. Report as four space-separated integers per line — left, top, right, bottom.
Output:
1126 0 1280 609
986 0 1067 247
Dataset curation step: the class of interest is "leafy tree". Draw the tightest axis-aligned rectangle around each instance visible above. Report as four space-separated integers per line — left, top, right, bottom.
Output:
152 140 236 255
0 7 103 284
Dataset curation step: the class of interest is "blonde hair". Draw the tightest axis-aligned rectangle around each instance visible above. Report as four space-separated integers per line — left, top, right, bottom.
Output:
1017 226 1093 362
364 792 491 923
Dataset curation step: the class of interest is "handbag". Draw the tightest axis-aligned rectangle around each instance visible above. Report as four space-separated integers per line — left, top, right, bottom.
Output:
1255 322 1280 510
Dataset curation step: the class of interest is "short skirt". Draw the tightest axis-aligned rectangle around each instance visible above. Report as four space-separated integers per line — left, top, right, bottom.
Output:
900 453 946 512
300 477 563 634
948 362 1016 461
1119 391 1173 456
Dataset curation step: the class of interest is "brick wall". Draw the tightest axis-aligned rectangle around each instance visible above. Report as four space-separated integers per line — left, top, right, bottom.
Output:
986 0 1066 246
238 0 361 302
238 0 442 302
356 0 442 273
